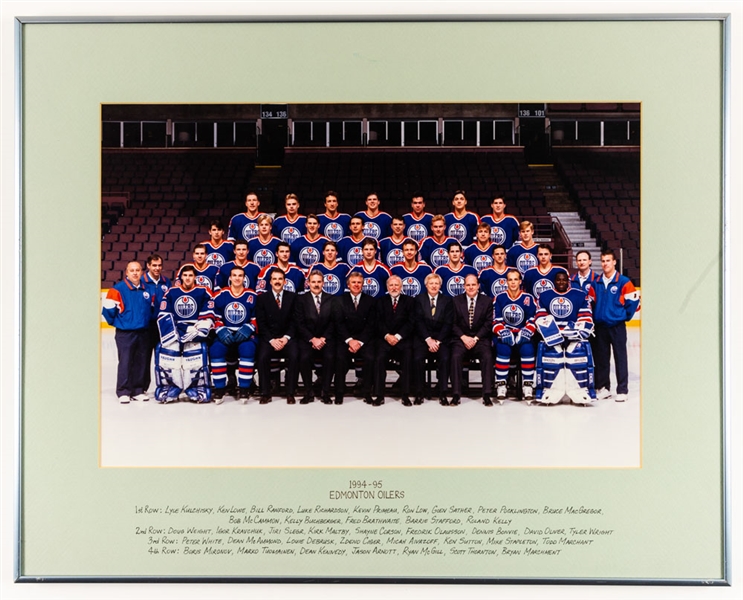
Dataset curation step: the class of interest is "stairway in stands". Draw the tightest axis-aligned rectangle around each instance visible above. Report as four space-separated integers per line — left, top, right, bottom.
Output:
530 165 601 272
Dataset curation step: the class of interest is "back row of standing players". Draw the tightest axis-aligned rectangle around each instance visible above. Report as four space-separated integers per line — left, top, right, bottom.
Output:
178 190 584 301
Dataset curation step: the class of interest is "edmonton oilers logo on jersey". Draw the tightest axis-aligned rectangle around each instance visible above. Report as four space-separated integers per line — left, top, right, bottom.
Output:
401 277 421 296
503 303 525 327
299 247 321 267
242 222 259 240
283 280 296 292
431 248 450 268
550 296 574 319
447 222 467 242
363 222 381 239
362 277 380 297
491 278 507 296
386 249 404 266
281 226 301 244
347 247 363 266
446 276 466 296
174 295 197 319
206 253 225 268
473 255 493 272
491 226 506 245
323 274 342 295
516 253 538 273
195 275 212 289
224 301 247 325
407 224 427 243
533 278 554 297
324 223 343 242
254 249 275 268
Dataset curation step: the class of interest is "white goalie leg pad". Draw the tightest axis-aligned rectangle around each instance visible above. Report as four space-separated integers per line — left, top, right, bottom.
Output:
181 341 211 402
564 367 595 405
564 341 596 402
535 341 565 402
154 344 184 402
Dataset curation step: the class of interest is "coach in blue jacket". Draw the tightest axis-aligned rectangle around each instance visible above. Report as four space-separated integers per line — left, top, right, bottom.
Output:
102 261 155 404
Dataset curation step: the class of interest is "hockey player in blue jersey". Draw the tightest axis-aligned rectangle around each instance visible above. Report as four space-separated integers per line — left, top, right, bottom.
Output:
317 191 351 242
201 219 234 269
444 190 480 244
336 215 367 266
349 238 391 298
227 191 263 242
533 272 595 406
522 244 569 300
216 240 261 291
379 216 413 267
209 265 258 404
155 265 215 403
492 269 537 403
355 192 392 240
248 215 282 269
478 245 510 298
506 220 539 274
290 214 328 269
272 193 307 244
434 242 478 297
402 193 433 243
390 240 432 297
480 196 520 249
464 222 498 272
176 244 219 292
312 241 350 296
255 242 306 294
419 214 456 268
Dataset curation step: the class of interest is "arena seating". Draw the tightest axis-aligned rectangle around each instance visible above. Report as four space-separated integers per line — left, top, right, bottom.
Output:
101 148 554 287
553 148 640 284
101 150 256 287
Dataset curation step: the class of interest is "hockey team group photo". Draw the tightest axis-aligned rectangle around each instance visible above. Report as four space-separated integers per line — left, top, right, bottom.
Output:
99 102 641 468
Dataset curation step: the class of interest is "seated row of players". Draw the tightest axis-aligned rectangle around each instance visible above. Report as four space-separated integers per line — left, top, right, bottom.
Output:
105 253 638 409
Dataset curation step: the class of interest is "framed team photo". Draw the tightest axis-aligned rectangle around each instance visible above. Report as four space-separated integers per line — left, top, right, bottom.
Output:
6 6 736 596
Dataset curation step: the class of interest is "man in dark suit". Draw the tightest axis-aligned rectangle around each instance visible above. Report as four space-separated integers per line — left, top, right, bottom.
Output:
374 275 415 406
414 273 454 405
334 271 377 405
451 273 494 406
295 269 336 404
255 268 299 404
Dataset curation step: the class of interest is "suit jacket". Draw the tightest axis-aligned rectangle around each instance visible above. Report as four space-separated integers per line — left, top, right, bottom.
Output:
295 292 336 342
335 292 376 345
376 293 415 341
452 292 492 341
415 292 453 344
255 289 298 341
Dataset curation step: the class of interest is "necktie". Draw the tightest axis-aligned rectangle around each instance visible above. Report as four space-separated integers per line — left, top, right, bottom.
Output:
430 297 436 317
392 296 398 312
353 296 359 310
315 294 321 314
468 297 475 329
275 294 281 309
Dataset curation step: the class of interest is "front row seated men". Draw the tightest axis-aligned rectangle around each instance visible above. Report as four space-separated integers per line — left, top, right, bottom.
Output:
209 265 258 404
450 274 494 406
155 265 215 403
533 272 596 405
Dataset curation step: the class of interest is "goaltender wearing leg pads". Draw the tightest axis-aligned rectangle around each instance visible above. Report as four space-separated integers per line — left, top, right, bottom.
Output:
154 266 214 403
533 272 595 406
